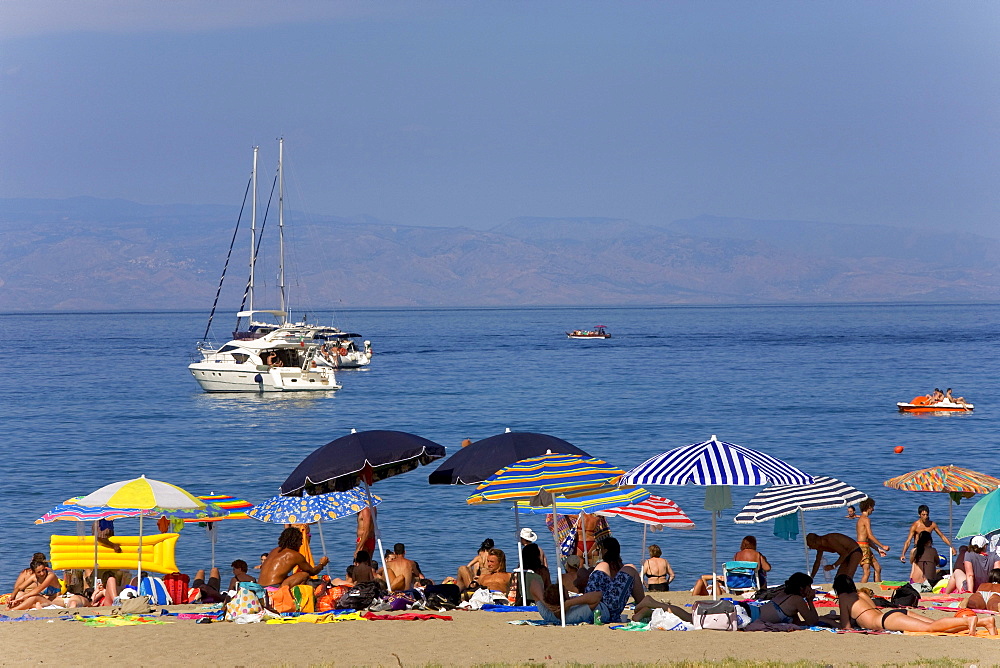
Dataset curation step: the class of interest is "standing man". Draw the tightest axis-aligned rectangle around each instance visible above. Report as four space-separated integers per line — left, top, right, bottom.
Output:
356 506 376 559
807 532 863 580
899 504 954 563
856 498 890 583
93 519 122 553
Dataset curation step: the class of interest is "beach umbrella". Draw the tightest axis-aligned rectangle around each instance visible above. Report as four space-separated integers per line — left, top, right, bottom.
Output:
429 428 592 603
472 452 626 626
35 501 151 525
597 496 696 567
280 429 446 591
956 487 1000 540
179 494 255 568
428 430 590 485
620 435 813 598
247 487 383 557
884 465 1000 569
734 476 868 571
77 475 207 587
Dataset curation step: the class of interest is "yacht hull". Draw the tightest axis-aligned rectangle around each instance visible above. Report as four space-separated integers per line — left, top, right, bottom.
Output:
189 364 341 392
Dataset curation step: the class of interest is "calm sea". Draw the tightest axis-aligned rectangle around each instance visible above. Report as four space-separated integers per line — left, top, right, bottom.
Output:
2 304 998 589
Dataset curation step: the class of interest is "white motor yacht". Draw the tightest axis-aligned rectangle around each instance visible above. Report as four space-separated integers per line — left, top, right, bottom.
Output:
189 140 352 392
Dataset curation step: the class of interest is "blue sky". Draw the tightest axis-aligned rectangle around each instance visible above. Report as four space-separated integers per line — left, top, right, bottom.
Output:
2 1 998 235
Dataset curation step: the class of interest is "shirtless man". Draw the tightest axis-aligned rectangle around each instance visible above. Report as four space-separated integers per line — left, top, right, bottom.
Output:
351 551 377 583
387 543 421 591
900 504 954 562
856 498 890 583
356 506 376 558
807 532 862 580
258 527 328 588
475 549 511 591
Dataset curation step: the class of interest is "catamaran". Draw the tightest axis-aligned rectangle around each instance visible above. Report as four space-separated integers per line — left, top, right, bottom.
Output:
189 140 366 392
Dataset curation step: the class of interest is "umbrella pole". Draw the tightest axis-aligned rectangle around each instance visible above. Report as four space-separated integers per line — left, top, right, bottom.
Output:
948 497 954 574
711 511 718 600
801 511 809 573
579 513 588 568
551 495 566 627
138 514 144 594
317 519 327 558
514 505 526 605
363 478 392 593
209 523 216 570
641 524 647 576
93 523 99 591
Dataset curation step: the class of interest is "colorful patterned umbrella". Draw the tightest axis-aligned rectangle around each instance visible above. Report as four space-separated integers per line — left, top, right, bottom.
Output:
248 487 383 558
885 465 1000 568
248 487 382 524
35 500 151 525
883 466 1000 494
472 452 626 627
182 495 254 523
512 486 651 515
473 452 626 502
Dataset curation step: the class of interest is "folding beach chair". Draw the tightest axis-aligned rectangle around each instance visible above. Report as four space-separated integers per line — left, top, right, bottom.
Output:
722 560 760 595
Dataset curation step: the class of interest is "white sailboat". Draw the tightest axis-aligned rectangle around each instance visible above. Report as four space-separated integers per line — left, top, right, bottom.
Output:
189 140 351 392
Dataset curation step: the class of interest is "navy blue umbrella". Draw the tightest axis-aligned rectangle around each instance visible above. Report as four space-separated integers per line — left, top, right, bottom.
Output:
427 429 590 486
281 429 446 496
280 429 446 593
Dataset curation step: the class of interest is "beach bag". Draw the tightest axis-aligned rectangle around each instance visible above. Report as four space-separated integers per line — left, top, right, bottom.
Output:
163 572 189 605
423 584 461 609
891 583 921 607
338 581 382 610
225 585 262 620
691 599 739 631
316 585 351 612
138 576 171 605
113 595 154 615
270 586 297 613
291 584 315 613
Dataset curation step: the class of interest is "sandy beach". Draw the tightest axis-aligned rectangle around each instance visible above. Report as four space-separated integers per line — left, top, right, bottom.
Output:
2 589 996 667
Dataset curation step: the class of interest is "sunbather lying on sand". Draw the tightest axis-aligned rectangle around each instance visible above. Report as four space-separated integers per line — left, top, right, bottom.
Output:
833 574 996 635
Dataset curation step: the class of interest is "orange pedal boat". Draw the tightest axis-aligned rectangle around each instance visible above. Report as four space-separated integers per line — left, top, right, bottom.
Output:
897 396 973 412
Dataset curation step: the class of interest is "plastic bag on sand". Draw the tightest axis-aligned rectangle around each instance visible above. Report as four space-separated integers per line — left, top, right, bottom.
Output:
458 589 496 611
649 608 693 631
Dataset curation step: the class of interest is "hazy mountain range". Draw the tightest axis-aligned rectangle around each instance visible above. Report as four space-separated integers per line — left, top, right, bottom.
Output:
1 197 998 311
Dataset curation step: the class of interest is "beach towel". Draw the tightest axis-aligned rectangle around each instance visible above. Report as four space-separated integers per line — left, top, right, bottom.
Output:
361 612 451 621
903 629 1000 639
291 584 315 613
773 513 799 541
265 612 367 624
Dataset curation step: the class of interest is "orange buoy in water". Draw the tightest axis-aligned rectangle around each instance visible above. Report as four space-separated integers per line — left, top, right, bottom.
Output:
894 446 904 454
461 438 472 447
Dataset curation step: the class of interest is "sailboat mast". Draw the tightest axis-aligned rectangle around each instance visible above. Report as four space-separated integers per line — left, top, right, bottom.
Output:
249 146 258 314
278 138 287 323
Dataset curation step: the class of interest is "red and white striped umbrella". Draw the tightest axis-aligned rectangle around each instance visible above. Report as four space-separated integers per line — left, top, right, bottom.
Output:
598 495 695 529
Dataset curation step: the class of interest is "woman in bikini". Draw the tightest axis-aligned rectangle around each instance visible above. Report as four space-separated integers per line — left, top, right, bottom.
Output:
455 538 494 590
963 568 1000 612
759 572 820 626
833 574 996 635
642 544 674 592
9 561 88 610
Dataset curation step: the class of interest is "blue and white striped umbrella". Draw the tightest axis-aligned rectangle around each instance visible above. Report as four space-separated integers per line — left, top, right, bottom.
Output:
620 435 813 599
619 435 813 487
734 476 867 571
734 476 867 523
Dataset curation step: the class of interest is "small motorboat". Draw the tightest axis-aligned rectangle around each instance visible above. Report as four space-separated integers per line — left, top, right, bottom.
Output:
897 396 973 413
566 326 611 340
